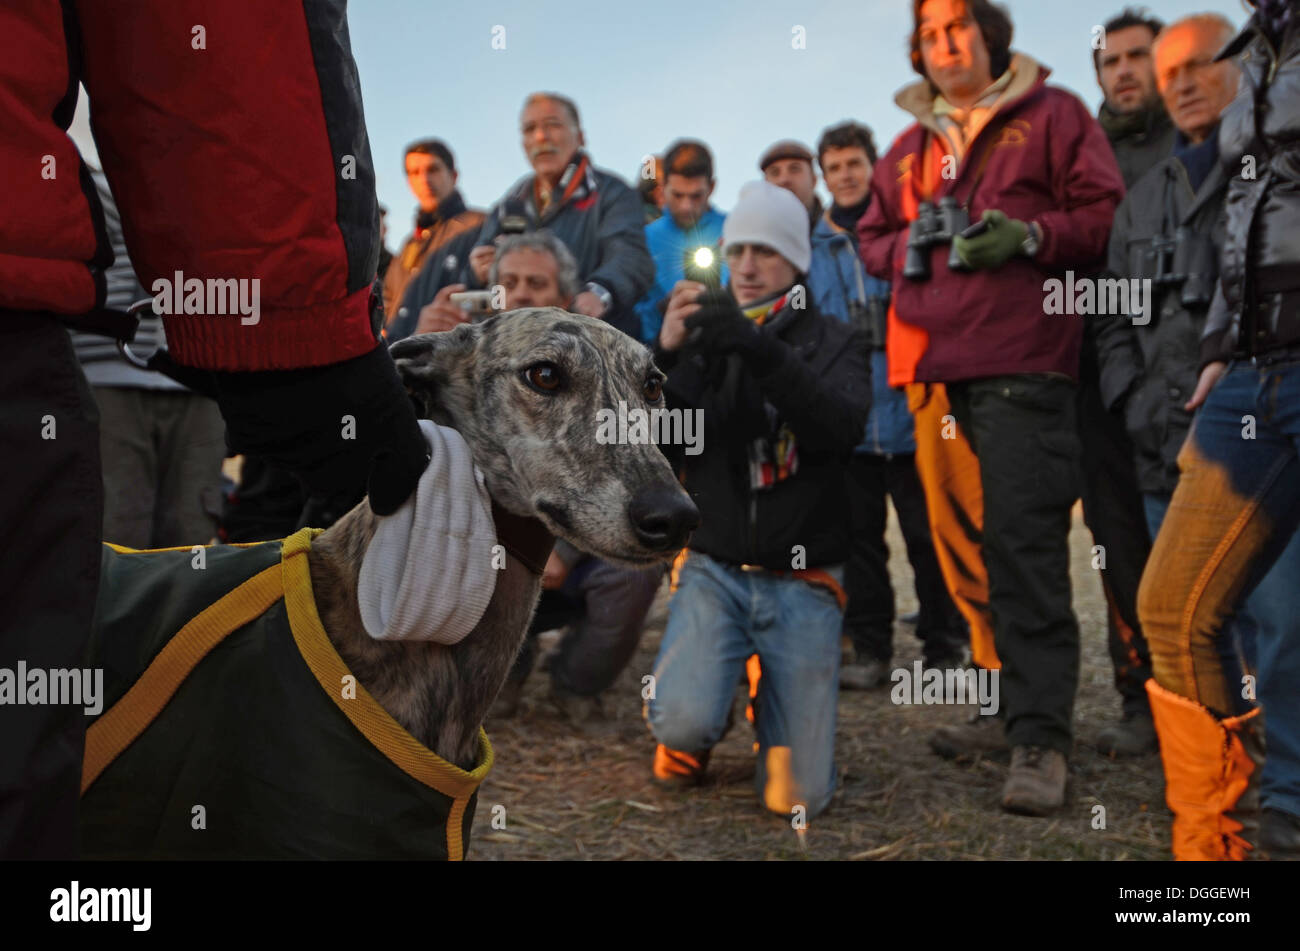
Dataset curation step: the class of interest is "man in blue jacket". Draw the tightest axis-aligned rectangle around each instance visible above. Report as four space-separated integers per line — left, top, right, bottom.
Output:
808 122 966 690
465 92 654 339
634 140 727 344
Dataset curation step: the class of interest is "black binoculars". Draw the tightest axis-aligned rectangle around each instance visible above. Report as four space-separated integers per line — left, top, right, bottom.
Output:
903 197 974 281
849 296 890 351
1135 226 1217 308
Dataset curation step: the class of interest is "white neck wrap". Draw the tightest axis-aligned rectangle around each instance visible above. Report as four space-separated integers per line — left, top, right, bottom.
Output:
357 420 498 644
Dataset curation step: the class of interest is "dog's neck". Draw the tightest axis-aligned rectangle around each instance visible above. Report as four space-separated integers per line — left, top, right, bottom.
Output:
307 500 546 771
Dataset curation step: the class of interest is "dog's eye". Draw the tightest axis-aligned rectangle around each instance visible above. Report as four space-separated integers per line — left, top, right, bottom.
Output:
643 376 664 402
523 362 564 393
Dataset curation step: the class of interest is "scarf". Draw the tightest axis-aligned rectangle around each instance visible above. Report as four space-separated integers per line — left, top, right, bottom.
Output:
533 151 595 219
1174 127 1221 194
357 420 498 644
1097 99 1169 142
829 194 872 234
737 289 799 488
933 68 1014 161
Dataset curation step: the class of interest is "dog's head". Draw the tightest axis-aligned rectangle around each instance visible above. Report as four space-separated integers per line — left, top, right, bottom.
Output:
390 308 699 565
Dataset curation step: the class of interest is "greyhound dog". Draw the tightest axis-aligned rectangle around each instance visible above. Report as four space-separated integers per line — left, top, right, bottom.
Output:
80 307 698 858
313 308 700 769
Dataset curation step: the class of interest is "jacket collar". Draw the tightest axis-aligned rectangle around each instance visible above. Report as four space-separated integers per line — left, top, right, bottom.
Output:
895 52 1048 139
433 189 467 223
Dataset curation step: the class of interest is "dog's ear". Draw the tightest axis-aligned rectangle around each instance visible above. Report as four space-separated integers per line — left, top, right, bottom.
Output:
389 325 481 425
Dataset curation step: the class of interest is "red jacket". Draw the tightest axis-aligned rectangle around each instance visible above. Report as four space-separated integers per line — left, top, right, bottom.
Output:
858 56 1124 386
2 0 379 372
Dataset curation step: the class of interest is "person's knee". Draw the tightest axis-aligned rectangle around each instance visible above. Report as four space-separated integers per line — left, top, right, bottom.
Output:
648 694 729 753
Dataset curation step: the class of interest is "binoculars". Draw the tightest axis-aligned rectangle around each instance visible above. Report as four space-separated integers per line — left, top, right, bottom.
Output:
1135 226 1217 308
849 296 890 351
903 197 974 281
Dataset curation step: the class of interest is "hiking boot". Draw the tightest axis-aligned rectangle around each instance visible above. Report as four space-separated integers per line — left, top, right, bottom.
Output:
1096 710 1158 757
928 710 1008 760
840 657 890 690
1260 809 1300 861
1002 745 1068 816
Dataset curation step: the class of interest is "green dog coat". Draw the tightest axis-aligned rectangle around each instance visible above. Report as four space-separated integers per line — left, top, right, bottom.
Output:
80 528 493 860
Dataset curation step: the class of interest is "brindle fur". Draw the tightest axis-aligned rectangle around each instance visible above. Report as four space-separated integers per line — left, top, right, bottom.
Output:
308 308 693 770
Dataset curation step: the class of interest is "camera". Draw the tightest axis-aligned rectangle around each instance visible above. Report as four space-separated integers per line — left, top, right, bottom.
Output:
683 245 723 289
499 196 529 236
903 197 973 281
449 290 496 317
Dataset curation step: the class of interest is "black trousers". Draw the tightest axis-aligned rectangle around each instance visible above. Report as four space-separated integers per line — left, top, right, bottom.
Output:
0 314 103 857
842 453 967 664
947 375 1082 755
508 557 664 697
1076 348 1154 717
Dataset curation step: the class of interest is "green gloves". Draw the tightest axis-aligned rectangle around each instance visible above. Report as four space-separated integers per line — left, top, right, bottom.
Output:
953 210 1029 271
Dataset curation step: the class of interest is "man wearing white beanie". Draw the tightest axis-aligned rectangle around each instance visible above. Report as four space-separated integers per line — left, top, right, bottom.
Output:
644 180 871 819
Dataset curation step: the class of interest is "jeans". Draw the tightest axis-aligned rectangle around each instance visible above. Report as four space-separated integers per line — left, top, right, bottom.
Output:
1138 359 1300 815
646 550 842 817
946 374 1083 756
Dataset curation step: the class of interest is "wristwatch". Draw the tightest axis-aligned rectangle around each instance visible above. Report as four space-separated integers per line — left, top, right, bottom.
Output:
582 282 613 315
1021 221 1043 258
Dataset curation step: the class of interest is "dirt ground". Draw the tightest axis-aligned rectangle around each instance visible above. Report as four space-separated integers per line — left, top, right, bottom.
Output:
472 504 1170 861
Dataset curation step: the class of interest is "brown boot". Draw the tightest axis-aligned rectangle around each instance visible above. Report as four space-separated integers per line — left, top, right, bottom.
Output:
929 711 1008 760
1146 679 1263 860
1002 746 1068 815
652 744 710 788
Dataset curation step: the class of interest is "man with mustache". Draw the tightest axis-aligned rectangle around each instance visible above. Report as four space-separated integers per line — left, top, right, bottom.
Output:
464 92 653 339
1095 7 1176 188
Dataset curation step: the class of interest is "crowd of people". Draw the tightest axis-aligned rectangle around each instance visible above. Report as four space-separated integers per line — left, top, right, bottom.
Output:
4 0 1297 862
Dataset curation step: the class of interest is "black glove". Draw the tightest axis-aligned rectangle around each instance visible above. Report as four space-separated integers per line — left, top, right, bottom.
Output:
210 342 429 516
683 288 761 355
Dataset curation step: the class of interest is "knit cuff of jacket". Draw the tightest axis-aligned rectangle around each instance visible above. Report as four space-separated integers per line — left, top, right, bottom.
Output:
357 419 498 643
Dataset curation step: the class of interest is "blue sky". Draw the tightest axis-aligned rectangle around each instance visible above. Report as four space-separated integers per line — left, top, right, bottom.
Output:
73 0 1247 246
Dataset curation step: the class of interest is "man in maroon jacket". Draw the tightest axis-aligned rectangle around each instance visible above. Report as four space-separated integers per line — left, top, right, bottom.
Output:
1 0 428 857
858 0 1124 815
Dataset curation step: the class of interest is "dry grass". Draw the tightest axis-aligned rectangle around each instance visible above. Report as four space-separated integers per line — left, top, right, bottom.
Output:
471 505 1170 861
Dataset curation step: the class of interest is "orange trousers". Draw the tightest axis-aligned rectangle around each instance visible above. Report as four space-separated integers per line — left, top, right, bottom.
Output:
905 383 1000 670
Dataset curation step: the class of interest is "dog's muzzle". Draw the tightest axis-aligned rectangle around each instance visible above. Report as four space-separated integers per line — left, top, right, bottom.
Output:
627 485 700 551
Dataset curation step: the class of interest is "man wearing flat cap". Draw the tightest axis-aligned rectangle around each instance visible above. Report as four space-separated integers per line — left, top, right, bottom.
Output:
760 139 823 234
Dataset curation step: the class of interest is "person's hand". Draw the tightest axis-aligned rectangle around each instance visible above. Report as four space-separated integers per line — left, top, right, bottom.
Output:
573 290 607 319
541 550 571 590
415 284 469 334
469 245 496 285
953 210 1029 270
683 287 761 356
1186 360 1227 411
658 280 707 351
211 343 429 517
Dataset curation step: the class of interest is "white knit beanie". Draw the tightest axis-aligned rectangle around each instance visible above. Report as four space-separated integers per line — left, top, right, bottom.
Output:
722 180 811 274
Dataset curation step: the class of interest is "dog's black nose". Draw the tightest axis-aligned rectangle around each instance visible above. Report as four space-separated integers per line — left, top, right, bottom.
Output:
628 485 700 551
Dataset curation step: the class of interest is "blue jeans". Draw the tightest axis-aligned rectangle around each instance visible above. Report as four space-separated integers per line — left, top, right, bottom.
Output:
1138 359 1300 818
646 551 842 818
